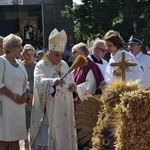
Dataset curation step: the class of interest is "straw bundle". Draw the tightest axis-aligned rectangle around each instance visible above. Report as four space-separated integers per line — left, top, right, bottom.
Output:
61 55 88 79
91 80 141 150
115 89 150 150
68 55 88 73
75 93 104 148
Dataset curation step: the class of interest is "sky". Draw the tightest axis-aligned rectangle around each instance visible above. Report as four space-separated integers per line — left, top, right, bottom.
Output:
73 0 82 4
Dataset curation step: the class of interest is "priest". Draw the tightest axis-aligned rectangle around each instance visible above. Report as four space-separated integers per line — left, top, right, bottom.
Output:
30 28 78 150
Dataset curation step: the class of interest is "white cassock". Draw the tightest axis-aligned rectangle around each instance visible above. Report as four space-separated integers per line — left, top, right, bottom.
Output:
105 49 143 84
30 57 77 150
135 51 150 89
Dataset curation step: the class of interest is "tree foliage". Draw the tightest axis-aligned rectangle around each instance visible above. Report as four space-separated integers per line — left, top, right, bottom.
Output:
62 0 150 44
143 5 150 46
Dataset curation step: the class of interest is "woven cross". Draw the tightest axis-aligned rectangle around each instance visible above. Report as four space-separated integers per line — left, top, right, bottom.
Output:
110 51 137 82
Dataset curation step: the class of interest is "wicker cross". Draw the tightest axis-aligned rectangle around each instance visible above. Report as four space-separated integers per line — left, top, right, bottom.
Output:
110 51 137 82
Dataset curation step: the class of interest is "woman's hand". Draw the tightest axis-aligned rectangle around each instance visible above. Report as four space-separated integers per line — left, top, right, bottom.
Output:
113 68 121 77
15 93 29 104
13 94 22 104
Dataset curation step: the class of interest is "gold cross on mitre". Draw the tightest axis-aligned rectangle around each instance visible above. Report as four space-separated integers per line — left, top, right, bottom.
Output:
110 51 137 82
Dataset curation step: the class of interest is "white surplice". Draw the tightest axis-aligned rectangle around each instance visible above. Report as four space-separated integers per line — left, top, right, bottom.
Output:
105 49 143 83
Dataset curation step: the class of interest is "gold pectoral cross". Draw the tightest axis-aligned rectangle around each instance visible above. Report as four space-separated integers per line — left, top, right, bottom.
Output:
54 67 62 78
110 51 137 82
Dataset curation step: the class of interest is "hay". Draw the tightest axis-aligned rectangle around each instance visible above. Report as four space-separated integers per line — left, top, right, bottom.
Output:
91 80 145 150
115 89 150 150
61 55 88 79
75 94 104 148
68 55 88 73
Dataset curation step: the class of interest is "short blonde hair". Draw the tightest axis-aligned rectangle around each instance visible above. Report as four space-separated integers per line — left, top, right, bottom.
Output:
22 44 36 55
3 34 22 54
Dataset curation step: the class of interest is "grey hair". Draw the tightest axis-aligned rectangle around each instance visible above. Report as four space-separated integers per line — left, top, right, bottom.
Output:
93 39 106 49
0 36 4 42
3 34 22 54
22 44 36 55
36 50 45 57
72 42 89 57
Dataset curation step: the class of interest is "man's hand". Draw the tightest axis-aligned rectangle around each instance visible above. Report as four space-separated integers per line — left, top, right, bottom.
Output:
54 78 63 86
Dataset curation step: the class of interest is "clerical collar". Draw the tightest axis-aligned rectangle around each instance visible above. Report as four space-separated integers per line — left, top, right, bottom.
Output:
91 54 103 64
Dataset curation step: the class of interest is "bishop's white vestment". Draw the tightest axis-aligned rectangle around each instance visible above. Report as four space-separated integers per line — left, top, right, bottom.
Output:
30 56 77 150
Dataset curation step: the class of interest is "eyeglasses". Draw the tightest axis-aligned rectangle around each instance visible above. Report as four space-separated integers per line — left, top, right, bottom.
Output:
96 47 108 53
51 52 63 58
14 45 23 50
72 51 79 55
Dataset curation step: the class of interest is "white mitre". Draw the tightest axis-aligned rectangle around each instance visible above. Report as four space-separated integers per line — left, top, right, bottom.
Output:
48 28 67 52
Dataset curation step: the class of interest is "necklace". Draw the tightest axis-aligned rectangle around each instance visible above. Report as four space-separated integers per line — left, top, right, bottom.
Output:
5 55 19 67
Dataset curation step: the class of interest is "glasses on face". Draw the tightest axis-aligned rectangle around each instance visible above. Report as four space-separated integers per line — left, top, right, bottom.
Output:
72 51 79 55
51 52 63 58
14 45 23 50
96 47 108 53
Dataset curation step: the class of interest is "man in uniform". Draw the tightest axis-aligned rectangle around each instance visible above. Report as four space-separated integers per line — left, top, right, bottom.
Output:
128 35 150 89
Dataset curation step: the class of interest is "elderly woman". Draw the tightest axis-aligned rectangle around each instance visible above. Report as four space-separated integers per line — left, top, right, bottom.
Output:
0 34 29 150
71 42 104 150
22 44 37 150
72 42 104 101
0 36 4 56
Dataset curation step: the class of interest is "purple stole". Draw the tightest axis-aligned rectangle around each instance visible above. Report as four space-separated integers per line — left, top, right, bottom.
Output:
73 58 104 95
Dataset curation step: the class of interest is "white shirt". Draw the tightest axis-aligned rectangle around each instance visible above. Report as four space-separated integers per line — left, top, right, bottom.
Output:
105 49 143 84
135 51 150 89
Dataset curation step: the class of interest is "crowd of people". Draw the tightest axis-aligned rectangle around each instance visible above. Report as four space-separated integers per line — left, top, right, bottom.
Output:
0 28 150 150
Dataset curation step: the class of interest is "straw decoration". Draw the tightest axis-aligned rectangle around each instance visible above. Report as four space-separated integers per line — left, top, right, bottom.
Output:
68 55 88 73
91 80 150 150
61 55 88 80
75 93 104 148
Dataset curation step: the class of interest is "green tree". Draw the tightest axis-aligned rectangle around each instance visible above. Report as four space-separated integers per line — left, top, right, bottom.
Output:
143 5 150 46
62 0 150 43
